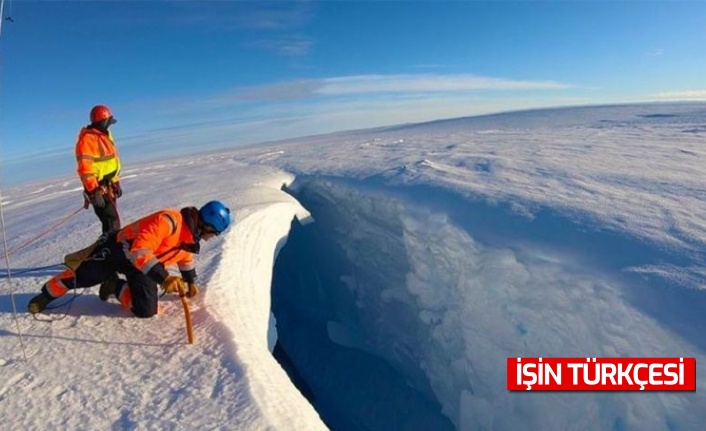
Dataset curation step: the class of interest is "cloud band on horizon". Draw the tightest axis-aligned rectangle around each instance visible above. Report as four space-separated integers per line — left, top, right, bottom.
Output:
233 73 574 101
652 90 706 100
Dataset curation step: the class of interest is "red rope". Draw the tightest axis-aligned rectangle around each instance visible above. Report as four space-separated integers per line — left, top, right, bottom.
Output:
3 206 84 257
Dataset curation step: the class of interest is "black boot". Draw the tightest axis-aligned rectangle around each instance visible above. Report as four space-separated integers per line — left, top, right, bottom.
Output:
99 275 122 301
28 292 53 314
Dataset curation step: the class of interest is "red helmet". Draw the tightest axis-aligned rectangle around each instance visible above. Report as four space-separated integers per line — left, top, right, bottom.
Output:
89 105 114 123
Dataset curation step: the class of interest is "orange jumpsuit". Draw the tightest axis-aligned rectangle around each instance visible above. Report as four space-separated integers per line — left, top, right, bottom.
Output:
75 126 122 233
42 207 200 318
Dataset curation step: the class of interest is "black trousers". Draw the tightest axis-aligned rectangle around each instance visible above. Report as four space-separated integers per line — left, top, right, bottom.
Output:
51 236 159 317
93 195 121 234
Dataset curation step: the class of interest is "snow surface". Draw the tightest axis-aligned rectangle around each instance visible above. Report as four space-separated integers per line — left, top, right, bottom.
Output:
2 102 706 430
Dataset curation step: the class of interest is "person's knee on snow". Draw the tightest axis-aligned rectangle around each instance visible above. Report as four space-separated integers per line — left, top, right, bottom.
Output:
132 304 157 318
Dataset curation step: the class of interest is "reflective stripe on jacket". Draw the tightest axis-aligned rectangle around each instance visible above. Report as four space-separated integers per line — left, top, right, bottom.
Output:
75 127 121 192
116 208 198 284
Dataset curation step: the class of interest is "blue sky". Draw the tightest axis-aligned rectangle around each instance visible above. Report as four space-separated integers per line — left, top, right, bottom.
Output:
0 1 705 185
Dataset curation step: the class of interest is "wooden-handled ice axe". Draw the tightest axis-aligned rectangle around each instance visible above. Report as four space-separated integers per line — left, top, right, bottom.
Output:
178 284 195 344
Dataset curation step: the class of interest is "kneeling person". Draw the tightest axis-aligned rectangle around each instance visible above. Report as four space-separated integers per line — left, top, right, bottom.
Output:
28 200 232 317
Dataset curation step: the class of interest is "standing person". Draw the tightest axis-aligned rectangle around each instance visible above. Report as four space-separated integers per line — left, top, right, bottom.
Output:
27 200 232 318
77 104 123 234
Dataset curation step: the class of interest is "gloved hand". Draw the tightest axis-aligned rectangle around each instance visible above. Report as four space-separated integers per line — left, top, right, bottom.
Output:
89 189 106 209
162 275 186 295
113 181 123 198
186 282 200 298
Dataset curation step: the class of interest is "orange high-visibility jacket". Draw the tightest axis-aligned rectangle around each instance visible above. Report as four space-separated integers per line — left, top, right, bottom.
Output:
116 208 198 284
75 127 121 193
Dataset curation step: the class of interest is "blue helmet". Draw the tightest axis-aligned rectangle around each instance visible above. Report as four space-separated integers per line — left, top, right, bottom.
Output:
199 200 231 234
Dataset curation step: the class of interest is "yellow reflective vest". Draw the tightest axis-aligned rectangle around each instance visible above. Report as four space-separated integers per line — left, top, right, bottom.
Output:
75 127 121 192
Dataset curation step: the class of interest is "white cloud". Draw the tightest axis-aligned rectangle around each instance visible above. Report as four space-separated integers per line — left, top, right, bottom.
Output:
651 90 706 100
236 80 325 101
238 3 314 30
412 64 448 70
155 1 314 31
151 3 316 57
319 74 572 95
245 36 315 57
217 74 573 102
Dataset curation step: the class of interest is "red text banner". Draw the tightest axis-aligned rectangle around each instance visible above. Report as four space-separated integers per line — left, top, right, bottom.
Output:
507 357 695 391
